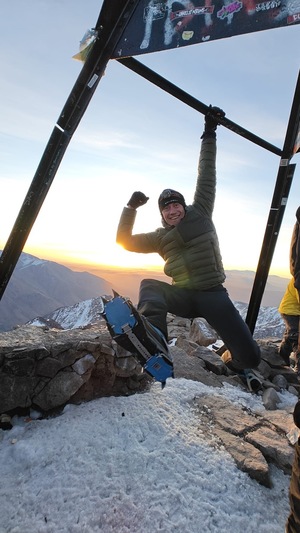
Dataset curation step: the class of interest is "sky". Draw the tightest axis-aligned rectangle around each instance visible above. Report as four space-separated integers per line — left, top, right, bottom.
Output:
0 377 297 533
0 1 300 277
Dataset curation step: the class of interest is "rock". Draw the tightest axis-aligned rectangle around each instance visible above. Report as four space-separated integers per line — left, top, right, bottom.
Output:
33 370 87 411
167 314 191 340
0 320 299 487
174 335 199 355
0 325 150 413
193 394 294 486
288 385 299 397
272 374 289 390
189 317 218 346
171 345 224 387
192 346 227 375
214 428 270 487
245 426 295 474
262 388 281 410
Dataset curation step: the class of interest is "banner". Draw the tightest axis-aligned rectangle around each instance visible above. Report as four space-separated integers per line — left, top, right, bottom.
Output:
112 0 300 58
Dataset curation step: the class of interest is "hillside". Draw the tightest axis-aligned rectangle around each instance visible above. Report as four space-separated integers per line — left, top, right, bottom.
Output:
0 252 111 332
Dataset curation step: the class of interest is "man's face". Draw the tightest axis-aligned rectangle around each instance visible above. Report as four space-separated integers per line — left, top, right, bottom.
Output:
161 202 185 226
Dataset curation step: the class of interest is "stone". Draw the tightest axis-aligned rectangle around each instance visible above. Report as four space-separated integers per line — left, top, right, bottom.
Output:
33 371 85 411
192 394 294 486
72 353 95 375
171 346 223 387
0 320 299 487
0 325 148 413
245 426 295 474
36 357 63 377
262 388 281 410
272 374 289 390
214 428 270 487
189 317 218 347
192 346 227 375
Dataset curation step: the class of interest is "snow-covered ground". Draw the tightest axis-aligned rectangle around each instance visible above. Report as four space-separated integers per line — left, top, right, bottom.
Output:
0 378 296 533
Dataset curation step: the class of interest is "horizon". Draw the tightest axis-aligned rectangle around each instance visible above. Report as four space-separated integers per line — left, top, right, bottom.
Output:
0 249 291 327
58 257 292 309
19 248 292 280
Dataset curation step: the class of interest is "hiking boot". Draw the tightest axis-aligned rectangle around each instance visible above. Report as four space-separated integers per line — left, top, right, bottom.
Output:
240 369 262 393
220 350 262 392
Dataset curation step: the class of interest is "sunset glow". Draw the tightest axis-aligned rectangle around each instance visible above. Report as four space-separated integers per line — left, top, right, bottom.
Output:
0 1 299 286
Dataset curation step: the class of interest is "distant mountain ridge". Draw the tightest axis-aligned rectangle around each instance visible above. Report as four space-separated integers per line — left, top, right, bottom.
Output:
0 251 290 333
0 252 111 332
83 265 290 309
224 270 290 308
29 296 285 341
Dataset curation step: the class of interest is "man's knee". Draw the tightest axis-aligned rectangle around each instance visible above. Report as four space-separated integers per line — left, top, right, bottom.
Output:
140 278 163 294
137 279 168 338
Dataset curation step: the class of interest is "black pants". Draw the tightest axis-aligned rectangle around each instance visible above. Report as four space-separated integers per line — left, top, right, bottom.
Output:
137 279 260 370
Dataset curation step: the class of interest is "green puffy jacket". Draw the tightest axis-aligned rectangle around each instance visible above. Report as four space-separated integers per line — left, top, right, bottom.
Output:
116 136 225 290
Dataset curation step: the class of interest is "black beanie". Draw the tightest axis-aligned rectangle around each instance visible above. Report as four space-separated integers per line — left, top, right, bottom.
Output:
158 189 186 213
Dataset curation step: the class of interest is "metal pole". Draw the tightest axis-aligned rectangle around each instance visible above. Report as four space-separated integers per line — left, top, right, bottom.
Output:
246 71 300 333
0 0 140 300
118 56 282 157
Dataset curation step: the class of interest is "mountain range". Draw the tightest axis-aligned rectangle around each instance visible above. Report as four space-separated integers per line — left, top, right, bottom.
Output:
76 264 290 310
29 296 285 340
0 251 289 334
0 252 111 332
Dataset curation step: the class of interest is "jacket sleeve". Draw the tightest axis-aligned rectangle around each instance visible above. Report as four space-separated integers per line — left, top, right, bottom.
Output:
116 207 160 253
192 136 217 217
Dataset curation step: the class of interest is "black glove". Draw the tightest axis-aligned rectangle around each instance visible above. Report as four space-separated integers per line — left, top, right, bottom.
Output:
202 105 226 138
127 191 149 209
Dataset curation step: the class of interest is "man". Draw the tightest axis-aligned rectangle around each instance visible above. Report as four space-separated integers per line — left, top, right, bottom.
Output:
278 207 300 373
116 107 261 385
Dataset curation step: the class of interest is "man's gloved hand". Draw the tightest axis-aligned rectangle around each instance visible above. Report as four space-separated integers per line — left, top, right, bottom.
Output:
204 105 226 134
127 191 149 209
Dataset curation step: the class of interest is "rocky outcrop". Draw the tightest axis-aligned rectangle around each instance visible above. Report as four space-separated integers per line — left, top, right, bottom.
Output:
0 323 152 415
0 314 298 487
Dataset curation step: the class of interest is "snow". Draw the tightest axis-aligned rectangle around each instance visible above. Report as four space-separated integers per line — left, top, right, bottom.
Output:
0 378 296 533
43 298 106 330
28 293 284 337
17 253 46 270
52 300 97 330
